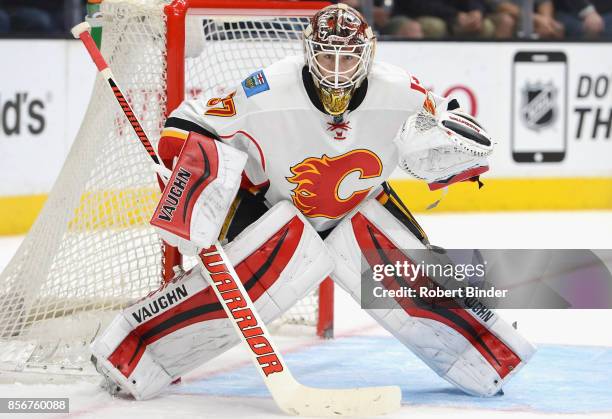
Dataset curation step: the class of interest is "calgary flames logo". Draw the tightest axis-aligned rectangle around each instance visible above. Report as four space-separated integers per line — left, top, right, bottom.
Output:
286 149 383 219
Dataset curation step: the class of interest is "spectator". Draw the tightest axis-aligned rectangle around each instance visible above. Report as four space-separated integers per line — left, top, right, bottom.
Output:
554 0 612 39
380 15 424 38
390 0 498 39
3 1 66 34
533 0 565 38
483 1 516 38
0 9 10 34
487 0 564 39
338 0 424 38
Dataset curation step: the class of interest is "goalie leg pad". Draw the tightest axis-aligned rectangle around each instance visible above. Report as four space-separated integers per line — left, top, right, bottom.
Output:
91 201 334 400
324 198 536 396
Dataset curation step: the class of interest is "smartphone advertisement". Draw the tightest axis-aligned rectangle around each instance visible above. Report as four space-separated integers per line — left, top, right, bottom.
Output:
511 51 568 163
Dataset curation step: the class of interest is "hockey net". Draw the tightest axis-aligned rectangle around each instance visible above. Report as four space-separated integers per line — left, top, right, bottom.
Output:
0 0 332 377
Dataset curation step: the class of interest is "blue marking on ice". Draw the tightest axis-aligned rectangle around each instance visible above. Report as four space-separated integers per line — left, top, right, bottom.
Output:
173 336 612 414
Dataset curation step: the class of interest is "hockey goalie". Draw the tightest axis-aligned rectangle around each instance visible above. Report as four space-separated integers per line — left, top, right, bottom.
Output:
90 4 535 401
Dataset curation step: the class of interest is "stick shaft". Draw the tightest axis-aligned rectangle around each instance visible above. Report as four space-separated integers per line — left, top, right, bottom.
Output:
75 27 162 166
77 28 109 72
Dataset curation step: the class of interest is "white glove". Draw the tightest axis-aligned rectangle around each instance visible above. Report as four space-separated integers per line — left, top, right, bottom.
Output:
396 97 494 190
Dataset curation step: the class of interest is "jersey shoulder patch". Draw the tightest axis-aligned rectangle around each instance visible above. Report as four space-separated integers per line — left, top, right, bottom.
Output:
241 70 270 98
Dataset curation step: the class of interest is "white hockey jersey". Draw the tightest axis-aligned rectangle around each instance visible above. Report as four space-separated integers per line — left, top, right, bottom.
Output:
163 56 433 231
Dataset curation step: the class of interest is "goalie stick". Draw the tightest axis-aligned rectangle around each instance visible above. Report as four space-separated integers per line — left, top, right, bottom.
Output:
72 22 401 416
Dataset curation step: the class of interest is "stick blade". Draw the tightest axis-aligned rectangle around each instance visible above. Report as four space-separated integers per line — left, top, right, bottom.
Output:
278 385 401 417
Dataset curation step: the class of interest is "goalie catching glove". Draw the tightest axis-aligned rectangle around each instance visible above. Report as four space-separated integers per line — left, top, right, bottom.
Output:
151 132 247 255
396 95 494 190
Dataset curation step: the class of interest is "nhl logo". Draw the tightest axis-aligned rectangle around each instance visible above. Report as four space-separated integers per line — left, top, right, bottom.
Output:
521 81 557 131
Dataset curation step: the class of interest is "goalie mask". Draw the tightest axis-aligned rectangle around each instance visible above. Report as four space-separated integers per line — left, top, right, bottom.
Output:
304 4 376 116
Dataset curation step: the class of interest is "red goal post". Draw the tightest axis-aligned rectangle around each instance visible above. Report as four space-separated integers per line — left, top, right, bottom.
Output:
161 0 334 338
164 0 331 111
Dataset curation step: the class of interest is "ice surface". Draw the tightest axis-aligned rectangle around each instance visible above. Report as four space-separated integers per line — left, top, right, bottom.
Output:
1 211 611 418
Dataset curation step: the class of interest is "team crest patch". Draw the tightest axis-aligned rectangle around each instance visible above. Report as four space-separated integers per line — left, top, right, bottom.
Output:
242 70 270 97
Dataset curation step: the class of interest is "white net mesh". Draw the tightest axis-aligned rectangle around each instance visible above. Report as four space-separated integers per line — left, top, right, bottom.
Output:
0 0 322 376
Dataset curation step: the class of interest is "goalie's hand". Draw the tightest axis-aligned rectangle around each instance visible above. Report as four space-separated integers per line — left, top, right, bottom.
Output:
151 132 247 255
396 98 494 190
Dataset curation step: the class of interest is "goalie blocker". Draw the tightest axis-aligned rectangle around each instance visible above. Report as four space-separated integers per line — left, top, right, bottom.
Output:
151 132 248 255
91 201 334 400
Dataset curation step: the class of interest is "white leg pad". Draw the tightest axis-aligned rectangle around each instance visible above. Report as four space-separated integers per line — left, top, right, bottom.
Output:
325 198 536 396
90 201 334 400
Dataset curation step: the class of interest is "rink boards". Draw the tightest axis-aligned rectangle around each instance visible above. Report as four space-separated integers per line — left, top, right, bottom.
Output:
0 40 611 234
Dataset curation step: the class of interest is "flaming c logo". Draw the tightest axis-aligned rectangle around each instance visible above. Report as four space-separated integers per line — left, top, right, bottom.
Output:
286 149 383 219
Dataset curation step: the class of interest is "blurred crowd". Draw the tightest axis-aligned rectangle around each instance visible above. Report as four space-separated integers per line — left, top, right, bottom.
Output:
0 0 611 39
0 0 84 35
339 0 612 40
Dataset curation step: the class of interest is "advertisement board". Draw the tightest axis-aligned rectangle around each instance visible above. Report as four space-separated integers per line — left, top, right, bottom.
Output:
0 40 610 233
376 42 612 178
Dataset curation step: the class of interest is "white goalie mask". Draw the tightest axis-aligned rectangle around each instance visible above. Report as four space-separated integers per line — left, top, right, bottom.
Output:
304 4 376 115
